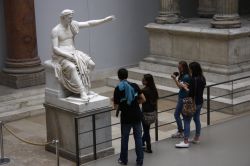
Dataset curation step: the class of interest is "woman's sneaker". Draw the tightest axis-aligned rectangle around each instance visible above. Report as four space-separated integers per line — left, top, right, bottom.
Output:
175 141 189 148
118 158 127 165
143 148 153 153
191 139 200 144
171 132 184 138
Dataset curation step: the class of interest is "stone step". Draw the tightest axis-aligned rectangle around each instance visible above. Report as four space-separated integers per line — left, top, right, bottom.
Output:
139 58 250 83
0 86 45 103
139 57 178 75
0 105 45 122
0 94 44 113
127 67 250 99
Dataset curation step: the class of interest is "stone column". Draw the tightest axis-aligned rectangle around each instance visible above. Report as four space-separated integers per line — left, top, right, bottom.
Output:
211 0 241 28
198 0 216 18
0 0 44 88
155 0 181 24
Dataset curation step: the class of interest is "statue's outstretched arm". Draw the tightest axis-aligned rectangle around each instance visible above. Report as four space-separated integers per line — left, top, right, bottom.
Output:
51 28 74 61
77 15 115 28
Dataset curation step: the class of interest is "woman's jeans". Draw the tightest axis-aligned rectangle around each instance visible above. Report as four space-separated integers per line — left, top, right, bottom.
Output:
142 122 151 150
183 104 203 139
174 97 184 132
193 104 202 137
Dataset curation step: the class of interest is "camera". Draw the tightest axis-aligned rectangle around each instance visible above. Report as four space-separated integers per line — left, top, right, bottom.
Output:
173 72 179 77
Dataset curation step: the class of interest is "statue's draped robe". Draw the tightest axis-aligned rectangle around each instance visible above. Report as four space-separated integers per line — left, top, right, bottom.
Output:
52 21 91 94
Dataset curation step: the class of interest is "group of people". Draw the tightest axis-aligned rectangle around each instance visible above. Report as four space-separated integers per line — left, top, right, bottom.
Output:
171 61 206 148
112 61 206 166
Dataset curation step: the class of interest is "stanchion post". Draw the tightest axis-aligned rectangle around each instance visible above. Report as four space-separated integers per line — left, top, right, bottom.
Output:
0 121 10 165
52 139 59 166
155 110 159 142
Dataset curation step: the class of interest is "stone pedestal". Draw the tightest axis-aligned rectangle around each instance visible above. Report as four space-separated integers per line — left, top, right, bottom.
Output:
145 21 250 81
0 0 44 88
44 61 114 163
155 0 181 24
211 0 241 28
198 0 216 18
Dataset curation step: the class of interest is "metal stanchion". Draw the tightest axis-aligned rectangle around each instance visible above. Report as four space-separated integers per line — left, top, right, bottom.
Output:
52 139 59 166
0 121 10 165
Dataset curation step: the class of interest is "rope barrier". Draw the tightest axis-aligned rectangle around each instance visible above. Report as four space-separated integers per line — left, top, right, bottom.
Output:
1 122 60 165
2 124 52 146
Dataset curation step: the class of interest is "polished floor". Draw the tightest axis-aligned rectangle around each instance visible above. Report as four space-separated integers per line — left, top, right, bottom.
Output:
85 115 250 166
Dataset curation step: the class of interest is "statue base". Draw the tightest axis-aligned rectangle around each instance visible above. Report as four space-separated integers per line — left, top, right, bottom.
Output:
155 14 181 24
44 103 114 163
44 60 114 163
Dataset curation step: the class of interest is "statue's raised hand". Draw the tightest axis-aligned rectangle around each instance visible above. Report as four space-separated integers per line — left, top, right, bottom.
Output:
105 15 116 22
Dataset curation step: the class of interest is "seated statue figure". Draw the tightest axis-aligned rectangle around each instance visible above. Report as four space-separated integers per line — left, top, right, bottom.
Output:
51 9 114 101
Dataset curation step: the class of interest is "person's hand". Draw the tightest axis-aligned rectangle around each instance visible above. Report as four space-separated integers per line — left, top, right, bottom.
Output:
171 74 177 80
105 15 116 22
66 54 75 62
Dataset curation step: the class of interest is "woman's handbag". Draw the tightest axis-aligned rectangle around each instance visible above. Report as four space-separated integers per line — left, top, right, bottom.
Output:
182 78 197 117
143 111 156 125
182 97 195 117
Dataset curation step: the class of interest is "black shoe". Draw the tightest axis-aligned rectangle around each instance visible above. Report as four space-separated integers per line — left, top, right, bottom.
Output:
137 163 143 166
143 148 153 153
118 158 127 165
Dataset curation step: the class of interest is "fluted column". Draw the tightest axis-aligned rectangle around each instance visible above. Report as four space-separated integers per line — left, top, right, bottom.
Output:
0 0 45 88
198 0 216 18
211 0 241 28
155 0 181 24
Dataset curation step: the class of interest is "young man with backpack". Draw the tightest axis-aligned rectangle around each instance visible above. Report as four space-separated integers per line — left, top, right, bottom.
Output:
113 68 146 166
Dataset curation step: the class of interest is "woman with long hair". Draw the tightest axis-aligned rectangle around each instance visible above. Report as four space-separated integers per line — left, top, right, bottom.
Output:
141 74 159 153
175 62 206 148
171 61 191 139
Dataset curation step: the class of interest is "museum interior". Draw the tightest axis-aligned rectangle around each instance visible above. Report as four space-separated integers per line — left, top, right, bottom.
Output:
0 0 249 166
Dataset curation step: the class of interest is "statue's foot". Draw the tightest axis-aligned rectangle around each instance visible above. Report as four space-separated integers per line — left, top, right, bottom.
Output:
81 97 90 102
88 91 97 96
80 92 90 102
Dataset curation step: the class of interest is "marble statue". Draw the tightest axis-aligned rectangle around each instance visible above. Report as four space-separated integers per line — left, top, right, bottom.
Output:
51 9 115 101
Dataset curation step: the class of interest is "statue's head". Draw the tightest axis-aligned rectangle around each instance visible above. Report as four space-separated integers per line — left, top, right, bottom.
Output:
60 9 74 24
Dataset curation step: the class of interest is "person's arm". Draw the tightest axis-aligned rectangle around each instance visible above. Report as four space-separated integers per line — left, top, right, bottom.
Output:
113 88 119 110
51 28 74 61
171 75 190 91
77 15 115 28
171 75 184 89
138 93 146 104
136 85 146 104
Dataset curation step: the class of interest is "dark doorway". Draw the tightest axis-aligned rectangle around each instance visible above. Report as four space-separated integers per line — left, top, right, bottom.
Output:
239 0 250 15
180 0 199 18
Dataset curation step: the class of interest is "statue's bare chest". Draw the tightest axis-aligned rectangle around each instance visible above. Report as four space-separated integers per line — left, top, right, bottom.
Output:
58 27 73 41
